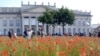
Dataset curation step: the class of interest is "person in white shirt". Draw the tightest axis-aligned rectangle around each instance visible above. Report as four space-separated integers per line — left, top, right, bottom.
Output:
13 32 17 38
27 29 33 39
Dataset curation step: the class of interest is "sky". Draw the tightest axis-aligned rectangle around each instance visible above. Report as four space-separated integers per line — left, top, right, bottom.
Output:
0 0 100 24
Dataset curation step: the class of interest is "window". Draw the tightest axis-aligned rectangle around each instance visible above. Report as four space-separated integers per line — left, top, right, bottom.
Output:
2 8 7 12
78 28 81 33
3 29 7 35
73 21 76 26
16 20 21 26
68 28 71 33
24 16 29 18
10 20 14 26
15 9 20 12
83 21 85 26
31 16 36 18
9 8 14 12
30 19 36 25
82 28 85 33
23 19 29 25
78 21 81 26
87 28 90 33
73 28 76 34
17 28 21 35
3 20 7 26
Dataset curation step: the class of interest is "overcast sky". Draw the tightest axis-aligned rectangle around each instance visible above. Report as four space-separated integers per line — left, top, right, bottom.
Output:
0 0 100 24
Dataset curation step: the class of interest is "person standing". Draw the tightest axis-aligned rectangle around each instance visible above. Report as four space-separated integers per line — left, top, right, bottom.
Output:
27 29 33 39
8 30 12 38
24 29 28 39
31 29 35 38
13 32 17 38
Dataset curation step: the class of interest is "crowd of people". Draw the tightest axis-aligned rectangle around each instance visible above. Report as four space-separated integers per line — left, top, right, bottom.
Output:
7 28 44 39
8 30 17 38
7 28 93 39
51 32 92 37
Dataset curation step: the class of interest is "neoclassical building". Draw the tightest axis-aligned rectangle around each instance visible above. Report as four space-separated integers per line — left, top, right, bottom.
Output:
0 2 92 36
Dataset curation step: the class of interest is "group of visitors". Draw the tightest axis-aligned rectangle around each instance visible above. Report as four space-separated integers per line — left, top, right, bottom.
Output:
23 29 34 39
7 28 44 39
23 28 44 39
8 30 17 38
7 28 93 39
51 32 92 37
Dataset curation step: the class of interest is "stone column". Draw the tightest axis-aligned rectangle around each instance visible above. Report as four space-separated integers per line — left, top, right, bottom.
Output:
29 16 31 29
21 16 24 35
36 17 39 35
61 26 63 35
44 24 46 35
51 26 53 35
49 25 52 35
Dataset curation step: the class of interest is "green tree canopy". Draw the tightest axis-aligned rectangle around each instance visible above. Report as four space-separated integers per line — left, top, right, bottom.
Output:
55 7 75 34
38 7 75 35
55 7 75 25
38 8 53 24
38 8 54 35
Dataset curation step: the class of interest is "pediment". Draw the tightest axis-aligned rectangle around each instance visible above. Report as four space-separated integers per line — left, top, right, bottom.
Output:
28 7 46 13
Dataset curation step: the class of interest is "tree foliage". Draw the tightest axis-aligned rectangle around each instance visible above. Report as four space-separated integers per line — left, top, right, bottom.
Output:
55 7 75 25
38 7 75 35
38 8 53 24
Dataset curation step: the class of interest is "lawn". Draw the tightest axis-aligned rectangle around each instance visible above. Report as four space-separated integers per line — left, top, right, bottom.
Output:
0 36 100 56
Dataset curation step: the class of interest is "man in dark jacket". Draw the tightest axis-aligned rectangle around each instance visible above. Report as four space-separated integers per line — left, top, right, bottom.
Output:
24 30 28 39
8 30 12 38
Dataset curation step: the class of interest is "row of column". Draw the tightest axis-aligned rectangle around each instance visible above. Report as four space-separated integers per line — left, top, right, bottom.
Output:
21 16 91 35
43 25 91 35
22 16 39 35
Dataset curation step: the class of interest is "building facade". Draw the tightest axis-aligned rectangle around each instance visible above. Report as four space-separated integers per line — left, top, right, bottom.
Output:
0 3 92 36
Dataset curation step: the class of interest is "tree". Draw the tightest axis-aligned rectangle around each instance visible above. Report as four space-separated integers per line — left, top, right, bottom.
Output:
50 10 58 35
55 7 75 35
38 8 54 35
38 7 75 35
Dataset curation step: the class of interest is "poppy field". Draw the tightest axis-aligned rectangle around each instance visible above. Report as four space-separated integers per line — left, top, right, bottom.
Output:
0 36 100 56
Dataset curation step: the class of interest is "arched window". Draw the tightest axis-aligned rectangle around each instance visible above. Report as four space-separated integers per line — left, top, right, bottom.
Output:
73 21 76 26
83 21 85 26
87 28 90 33
68 28 71 33
82 28 85 33
9 20 14 26
3 20 7 26
17 28 20 35
16 20 21 26
73 28 76 34
78 21 81 26
78 28 81 33
3 29 7 35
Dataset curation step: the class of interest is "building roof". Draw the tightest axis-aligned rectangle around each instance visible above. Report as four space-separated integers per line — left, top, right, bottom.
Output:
0 4 91 17
91 24 100 28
